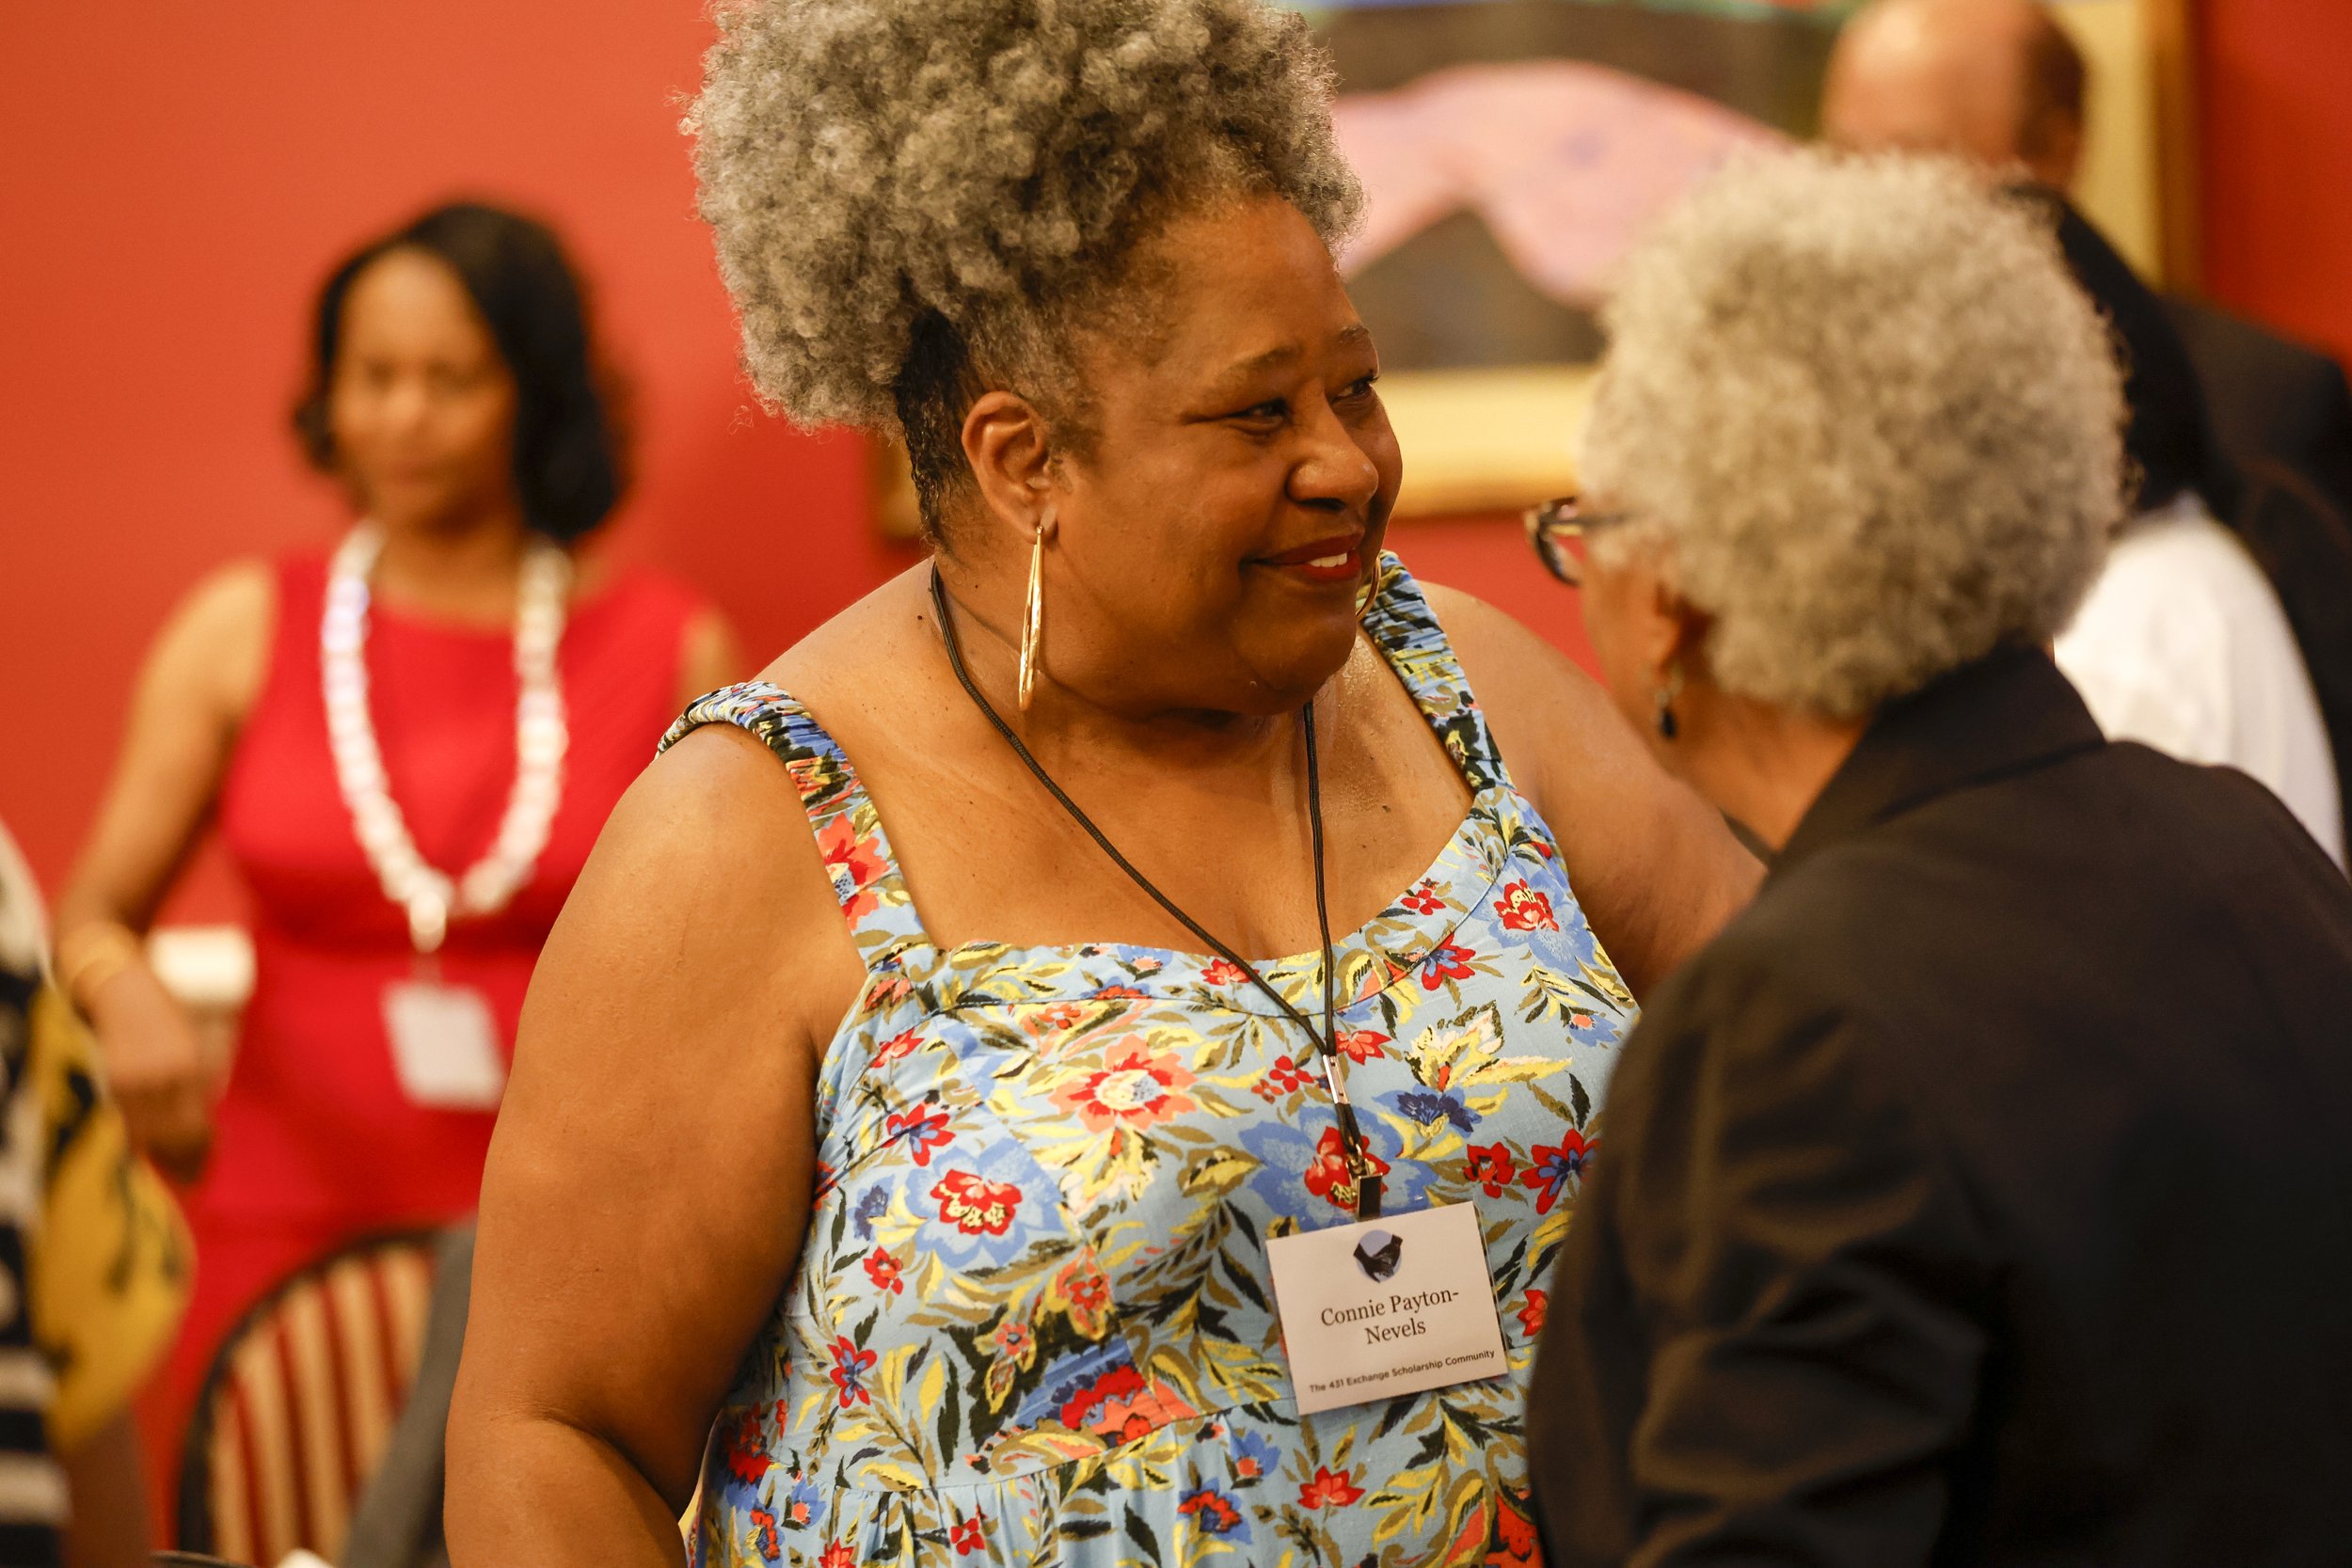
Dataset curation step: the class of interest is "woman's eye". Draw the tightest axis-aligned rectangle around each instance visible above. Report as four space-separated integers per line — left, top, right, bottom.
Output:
1338 374 1380 403
1233 400 1287 423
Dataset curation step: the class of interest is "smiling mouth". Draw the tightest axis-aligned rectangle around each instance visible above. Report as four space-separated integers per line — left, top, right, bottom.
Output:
1259 537 1366 584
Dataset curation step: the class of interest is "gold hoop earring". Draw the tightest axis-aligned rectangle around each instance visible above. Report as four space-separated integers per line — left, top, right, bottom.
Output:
1018 510 1049 712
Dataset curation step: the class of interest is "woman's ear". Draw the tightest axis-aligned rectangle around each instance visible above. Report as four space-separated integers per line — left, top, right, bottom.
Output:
961 390 1055 545
1649 574 1710 682
1617 562 1706 690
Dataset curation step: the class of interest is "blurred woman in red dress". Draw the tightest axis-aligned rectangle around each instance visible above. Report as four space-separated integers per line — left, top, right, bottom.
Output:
51 202 739 1503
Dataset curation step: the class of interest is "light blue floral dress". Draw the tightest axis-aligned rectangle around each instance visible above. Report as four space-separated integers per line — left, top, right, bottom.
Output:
666 557 1634 1567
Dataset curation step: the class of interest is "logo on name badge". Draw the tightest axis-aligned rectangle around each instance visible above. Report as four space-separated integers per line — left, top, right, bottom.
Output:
1352 1228 1404 1281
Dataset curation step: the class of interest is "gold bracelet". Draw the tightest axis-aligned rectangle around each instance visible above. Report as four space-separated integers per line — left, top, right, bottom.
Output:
56 921 145 1009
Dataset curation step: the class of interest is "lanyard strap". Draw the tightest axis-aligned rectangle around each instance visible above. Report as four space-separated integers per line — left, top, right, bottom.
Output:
929 568 1382 1219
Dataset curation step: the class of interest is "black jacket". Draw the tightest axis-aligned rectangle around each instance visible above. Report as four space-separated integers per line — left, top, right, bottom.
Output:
1528 646 2352 1566
2166 294 2352 527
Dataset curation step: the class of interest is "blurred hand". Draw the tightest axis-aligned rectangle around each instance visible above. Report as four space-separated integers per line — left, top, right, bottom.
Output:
83 963 215 1184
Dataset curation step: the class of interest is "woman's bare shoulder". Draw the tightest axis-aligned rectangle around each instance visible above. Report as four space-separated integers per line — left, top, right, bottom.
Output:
149 558 277 725
179 557 277 625
547 717 865 1056
609 718 841 933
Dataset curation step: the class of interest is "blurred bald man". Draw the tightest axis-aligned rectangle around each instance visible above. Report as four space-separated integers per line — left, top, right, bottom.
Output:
1826 0 2352 530
1825 0 2352 868
1823 0 2084 186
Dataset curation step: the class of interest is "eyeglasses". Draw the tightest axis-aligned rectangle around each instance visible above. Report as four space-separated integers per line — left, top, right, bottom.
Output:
1523 495 1632 587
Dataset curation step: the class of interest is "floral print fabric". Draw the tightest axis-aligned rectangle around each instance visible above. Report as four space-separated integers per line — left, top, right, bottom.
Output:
664 557 1634 1567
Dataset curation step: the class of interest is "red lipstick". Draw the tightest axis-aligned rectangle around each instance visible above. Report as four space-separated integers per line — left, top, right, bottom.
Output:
1258 536 1364 585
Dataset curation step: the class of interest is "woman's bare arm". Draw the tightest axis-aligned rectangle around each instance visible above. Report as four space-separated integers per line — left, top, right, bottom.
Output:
1427 583 1762 998
445 722 863 1568
53 562 272 1175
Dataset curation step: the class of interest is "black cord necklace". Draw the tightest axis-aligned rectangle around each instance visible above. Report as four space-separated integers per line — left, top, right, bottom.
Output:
929 566 1382 1219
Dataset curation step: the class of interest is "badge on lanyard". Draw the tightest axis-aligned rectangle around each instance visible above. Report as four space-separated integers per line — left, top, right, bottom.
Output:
1266 1200 1509 1415
382 977 506 1109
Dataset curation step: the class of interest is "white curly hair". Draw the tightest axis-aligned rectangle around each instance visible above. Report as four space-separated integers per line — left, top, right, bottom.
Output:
1581 150 2126 720
689 0 1361 535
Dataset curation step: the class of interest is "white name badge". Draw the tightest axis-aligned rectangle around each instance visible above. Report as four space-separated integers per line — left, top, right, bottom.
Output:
1266 1200 1509 1415
383 980 507 1110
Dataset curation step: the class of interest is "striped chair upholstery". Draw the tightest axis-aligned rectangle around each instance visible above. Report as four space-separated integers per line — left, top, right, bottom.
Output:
178 1230 441 1567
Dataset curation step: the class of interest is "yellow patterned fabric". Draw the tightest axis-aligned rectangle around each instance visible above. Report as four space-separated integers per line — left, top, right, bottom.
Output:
30 982 194 1450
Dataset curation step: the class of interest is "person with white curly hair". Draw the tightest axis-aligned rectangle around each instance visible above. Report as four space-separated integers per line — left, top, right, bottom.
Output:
1522 150 2352 1565
445 2 1758 1564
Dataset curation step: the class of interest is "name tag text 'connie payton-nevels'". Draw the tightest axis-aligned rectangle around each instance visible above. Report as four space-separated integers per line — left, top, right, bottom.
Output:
1265 1201 1510 1415
1322 1288 1470 1340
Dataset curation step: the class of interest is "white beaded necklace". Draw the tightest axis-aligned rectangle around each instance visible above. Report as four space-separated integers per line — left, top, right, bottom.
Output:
323 523 572 955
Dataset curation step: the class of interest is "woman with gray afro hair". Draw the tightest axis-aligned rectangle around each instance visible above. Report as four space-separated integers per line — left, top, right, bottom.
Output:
448 1 1758 1564
1523 150 2352 1566
691 0 1366 531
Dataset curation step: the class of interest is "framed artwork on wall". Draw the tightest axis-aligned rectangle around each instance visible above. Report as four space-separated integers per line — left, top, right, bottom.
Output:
1309 0 2199 518
873 0 2197 535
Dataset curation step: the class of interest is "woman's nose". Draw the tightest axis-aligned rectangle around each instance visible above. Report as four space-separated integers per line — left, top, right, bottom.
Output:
382 377 435 432
1292 401 1381 514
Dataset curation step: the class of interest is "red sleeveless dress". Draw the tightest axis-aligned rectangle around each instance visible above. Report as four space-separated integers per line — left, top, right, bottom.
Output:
146 549 703 1507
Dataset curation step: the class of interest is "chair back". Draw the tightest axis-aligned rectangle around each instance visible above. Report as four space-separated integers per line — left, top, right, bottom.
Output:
176 1230 441 1566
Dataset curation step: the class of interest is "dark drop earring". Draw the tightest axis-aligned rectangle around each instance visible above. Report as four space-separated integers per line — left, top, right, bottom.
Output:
1654 663 1684 741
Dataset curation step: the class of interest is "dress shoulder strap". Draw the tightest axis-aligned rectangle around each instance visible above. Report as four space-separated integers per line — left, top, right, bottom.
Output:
658 683 930 963
1359 552 1514 797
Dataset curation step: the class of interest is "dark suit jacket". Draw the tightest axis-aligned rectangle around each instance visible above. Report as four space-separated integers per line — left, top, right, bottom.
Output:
2166 295 2352 525
1528 646 2352 1566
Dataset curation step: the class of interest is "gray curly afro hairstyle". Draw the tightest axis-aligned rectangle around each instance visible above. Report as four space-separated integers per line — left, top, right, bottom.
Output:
1581 150 2125 720
689 0 1362 536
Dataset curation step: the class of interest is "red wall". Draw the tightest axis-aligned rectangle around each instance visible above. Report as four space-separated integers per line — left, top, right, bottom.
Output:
2200 0 2352 365
2 0 2342 919
0 1 1578 923
0 2 904 917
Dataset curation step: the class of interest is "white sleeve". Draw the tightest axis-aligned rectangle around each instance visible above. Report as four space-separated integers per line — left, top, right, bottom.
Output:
2055 565 2235 766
